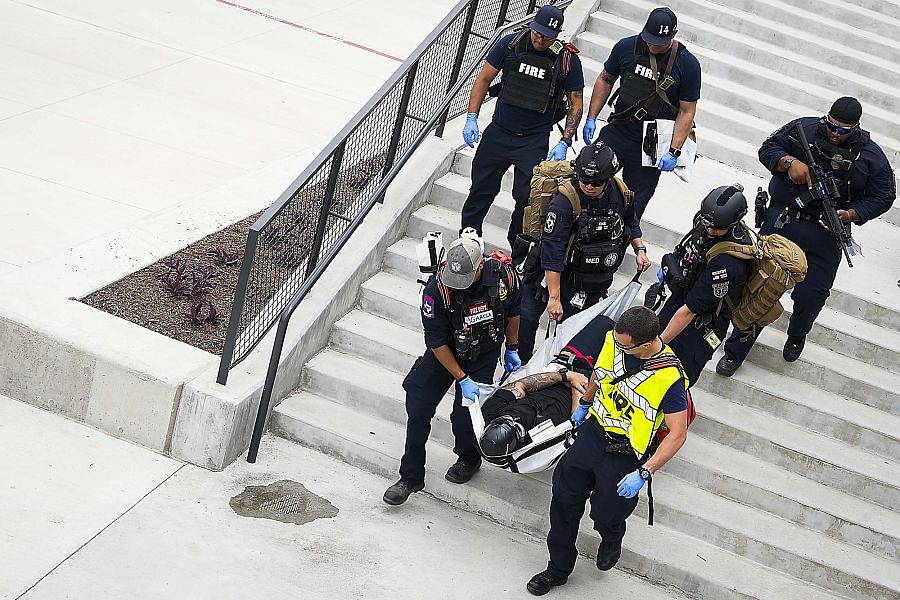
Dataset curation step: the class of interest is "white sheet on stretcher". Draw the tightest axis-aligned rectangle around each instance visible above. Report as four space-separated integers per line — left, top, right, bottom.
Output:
465 278 642 473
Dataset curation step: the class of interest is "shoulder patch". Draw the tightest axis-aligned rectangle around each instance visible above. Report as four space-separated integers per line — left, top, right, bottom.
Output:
711 269 728 282
712 281 729 298
544 211 557 234
422 295 436 319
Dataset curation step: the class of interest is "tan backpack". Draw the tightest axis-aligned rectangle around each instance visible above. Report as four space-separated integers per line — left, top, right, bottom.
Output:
521 160 633 240
706 223 808 332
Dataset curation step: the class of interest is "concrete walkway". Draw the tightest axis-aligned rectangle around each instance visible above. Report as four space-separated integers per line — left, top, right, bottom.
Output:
0 0 456 276
0 395 681 600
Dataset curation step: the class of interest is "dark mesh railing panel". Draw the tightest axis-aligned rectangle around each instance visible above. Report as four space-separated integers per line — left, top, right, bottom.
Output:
220 0 570 382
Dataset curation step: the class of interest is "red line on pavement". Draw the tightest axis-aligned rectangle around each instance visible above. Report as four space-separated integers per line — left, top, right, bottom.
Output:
213 0 404 62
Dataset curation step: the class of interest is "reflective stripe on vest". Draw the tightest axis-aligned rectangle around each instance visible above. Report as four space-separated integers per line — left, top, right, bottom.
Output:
588 331 684 455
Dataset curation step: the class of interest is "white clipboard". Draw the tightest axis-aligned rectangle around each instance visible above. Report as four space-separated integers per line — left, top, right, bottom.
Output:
640 119 698 183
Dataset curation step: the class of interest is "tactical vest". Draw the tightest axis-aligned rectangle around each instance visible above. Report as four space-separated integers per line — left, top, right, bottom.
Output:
499 32 565 114
435 258 515 361
609 38 685 123
662 222 747 312
567 185 631 293
809 123 870 206
589 331 686 457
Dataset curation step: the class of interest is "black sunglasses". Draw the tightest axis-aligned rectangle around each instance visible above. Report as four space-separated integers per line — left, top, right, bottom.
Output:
823 116 856 135
579 178 608 187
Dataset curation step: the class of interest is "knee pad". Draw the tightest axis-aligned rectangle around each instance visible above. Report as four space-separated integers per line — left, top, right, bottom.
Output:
480 416 526 457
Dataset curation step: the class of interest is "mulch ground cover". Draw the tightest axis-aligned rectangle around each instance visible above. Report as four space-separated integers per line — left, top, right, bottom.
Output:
80 211 263 356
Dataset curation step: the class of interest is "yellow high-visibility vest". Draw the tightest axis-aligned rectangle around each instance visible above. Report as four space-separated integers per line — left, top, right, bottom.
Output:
588 331 686 456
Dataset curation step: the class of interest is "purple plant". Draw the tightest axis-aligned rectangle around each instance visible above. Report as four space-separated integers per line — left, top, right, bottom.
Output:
185 299 219 326
189 266 217 301
161 270 187 297
161 256 186 275
209 246 240 266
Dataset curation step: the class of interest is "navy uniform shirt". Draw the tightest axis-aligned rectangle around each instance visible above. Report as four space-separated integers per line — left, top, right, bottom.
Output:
420 263 522 351
487 33 585 135
604 35 701 136
540 182 642 272
659 227 752 335
759 116 896 225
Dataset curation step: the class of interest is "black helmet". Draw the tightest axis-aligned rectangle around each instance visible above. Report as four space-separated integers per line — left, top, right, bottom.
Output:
573 142 621 185
480 416 526 458
699 184 748 228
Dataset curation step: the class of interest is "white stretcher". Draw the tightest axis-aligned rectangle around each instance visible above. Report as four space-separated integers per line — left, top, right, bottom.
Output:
465 277 642 473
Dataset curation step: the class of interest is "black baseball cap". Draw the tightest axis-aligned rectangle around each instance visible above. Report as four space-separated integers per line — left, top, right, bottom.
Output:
530 5 564 39
641 7 678 46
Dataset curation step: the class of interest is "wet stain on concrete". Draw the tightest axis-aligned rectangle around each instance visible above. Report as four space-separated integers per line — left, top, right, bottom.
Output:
230 479 338 525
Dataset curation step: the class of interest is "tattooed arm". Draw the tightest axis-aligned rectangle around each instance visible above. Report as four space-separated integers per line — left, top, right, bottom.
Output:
499 370 568 400
561 90 584 144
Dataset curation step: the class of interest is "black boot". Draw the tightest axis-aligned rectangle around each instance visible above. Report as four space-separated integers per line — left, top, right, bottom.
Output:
716 354 741 377
596 539 622 571
783 335 806 362
382 479 424 505
526 569 568 595
445 457 481 484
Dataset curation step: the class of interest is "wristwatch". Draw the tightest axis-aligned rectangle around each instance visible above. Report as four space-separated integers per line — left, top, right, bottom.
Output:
561 136 573 147
668 146 682 157
557 366 569 382
638 467 652 480
783 157 795 170
635 245 648 254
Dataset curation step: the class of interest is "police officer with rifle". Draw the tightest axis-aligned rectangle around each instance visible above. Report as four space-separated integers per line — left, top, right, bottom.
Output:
384 237 522 506
717 97 895 374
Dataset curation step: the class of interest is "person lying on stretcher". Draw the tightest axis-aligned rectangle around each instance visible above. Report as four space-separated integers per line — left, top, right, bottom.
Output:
479 316 615 458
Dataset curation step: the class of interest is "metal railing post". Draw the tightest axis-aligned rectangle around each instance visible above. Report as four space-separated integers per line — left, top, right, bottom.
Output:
435 0 479 138
526 0 538 14
216 230 259 385
305 141 346 278
246 310 291 463
380 61 420 202
495 0 512 28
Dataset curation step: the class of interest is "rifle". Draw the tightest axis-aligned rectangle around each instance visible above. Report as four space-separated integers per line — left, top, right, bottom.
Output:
793 123 854 267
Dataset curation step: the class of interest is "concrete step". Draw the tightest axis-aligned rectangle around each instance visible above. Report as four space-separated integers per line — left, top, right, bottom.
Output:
271 390 855 600
775 0 900 37
598 0 900 88
575 27 900 146
591 0 900 115
327 299 900 513
690 387 900 512
667 0 900 66
696 359 900 462
302 346 900 563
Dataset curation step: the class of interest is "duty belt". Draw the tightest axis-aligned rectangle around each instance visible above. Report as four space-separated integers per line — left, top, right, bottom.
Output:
774 205 821 229
592 418 632 454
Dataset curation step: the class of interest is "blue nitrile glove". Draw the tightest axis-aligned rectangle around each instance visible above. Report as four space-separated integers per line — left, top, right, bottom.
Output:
582 117 597 143
571 403 590 426
547 141 570 161
463 113 480 148
657 266 666 284
617 470 647 498
657 152 678 172
458 376 480 402
503 349 521 373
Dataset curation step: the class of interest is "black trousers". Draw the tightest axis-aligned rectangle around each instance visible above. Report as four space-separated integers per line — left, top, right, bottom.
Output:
546 419 640 578
518 278 607 365
598 122 661 222
461 123 550 248
398 347 499 486
722 206 841 364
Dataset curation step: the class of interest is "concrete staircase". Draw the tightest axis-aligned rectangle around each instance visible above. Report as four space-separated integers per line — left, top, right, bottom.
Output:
266 2 900 598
